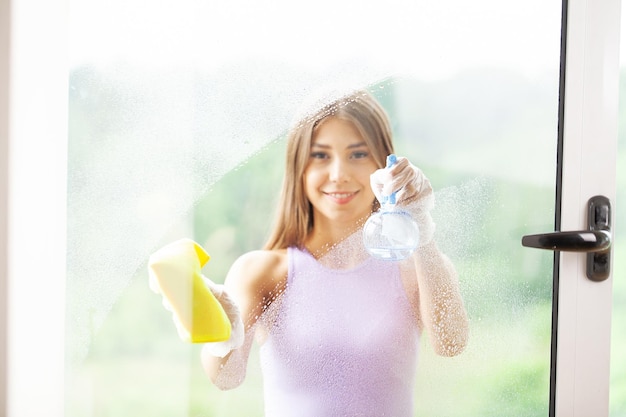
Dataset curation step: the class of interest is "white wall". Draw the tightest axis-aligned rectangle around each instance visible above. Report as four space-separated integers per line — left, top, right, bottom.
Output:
2 0 67 416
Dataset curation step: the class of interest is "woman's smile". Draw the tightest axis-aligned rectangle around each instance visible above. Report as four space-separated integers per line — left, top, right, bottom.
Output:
323 190 359 205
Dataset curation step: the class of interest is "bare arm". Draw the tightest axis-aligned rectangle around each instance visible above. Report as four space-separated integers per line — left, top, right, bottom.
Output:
201 249 287 390
372 155 469 356
410 240 469 356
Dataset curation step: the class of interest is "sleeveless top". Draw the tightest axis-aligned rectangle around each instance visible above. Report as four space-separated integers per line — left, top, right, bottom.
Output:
259 247 420 417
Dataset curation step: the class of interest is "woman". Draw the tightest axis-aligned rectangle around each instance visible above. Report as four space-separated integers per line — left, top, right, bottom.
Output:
152 90 468 416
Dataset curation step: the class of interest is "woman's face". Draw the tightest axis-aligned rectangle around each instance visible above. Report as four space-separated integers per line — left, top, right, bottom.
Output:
303 117 378 228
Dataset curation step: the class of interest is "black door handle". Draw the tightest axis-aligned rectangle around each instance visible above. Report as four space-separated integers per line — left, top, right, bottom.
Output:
521 230 611 252
521 195 612 282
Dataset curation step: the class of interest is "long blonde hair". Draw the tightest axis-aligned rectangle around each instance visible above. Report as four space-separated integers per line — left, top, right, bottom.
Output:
263 90 395 250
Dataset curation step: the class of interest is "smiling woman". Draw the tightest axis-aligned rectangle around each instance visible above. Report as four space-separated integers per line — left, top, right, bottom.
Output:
145 90 467 417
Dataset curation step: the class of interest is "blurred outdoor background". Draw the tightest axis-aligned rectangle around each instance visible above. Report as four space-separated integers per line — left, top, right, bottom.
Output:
62 0 624 416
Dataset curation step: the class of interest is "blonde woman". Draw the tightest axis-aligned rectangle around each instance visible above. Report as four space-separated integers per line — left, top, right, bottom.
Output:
151 90 468 417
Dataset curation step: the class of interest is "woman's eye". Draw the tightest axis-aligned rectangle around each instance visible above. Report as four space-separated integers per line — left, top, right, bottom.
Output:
310 152 328 159
351 151 369 159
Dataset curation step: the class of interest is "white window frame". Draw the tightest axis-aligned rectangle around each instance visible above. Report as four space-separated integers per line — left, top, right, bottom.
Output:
2 0 68 415
555 0 620 415
0 0 620 416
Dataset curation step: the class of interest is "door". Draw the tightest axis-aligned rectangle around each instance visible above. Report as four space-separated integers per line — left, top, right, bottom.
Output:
2 0 620 416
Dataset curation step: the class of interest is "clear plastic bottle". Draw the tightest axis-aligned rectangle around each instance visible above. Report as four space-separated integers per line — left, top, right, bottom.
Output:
363 155 420 261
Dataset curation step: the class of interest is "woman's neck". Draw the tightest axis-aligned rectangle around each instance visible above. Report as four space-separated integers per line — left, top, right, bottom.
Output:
304 215 370 267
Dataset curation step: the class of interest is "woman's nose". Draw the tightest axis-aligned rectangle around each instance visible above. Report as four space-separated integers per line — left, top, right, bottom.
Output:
329 158 349 182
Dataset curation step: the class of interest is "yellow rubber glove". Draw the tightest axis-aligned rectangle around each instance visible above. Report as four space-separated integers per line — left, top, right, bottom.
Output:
148 238 232 343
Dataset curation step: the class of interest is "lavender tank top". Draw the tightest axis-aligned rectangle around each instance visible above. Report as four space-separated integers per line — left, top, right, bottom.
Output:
259 247 420 417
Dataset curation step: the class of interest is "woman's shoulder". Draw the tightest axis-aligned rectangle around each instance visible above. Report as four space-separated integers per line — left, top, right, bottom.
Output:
226 248 288 293
235 249 287 273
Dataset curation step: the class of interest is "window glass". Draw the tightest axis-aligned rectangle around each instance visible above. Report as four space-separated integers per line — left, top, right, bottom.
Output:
66 0 563 415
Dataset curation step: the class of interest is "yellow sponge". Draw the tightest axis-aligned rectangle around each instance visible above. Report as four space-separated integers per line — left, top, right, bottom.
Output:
148 238 232 343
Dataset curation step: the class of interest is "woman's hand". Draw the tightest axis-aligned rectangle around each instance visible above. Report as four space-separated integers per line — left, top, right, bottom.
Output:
148 238 244 353
370 155 436 246
201 277 245 358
